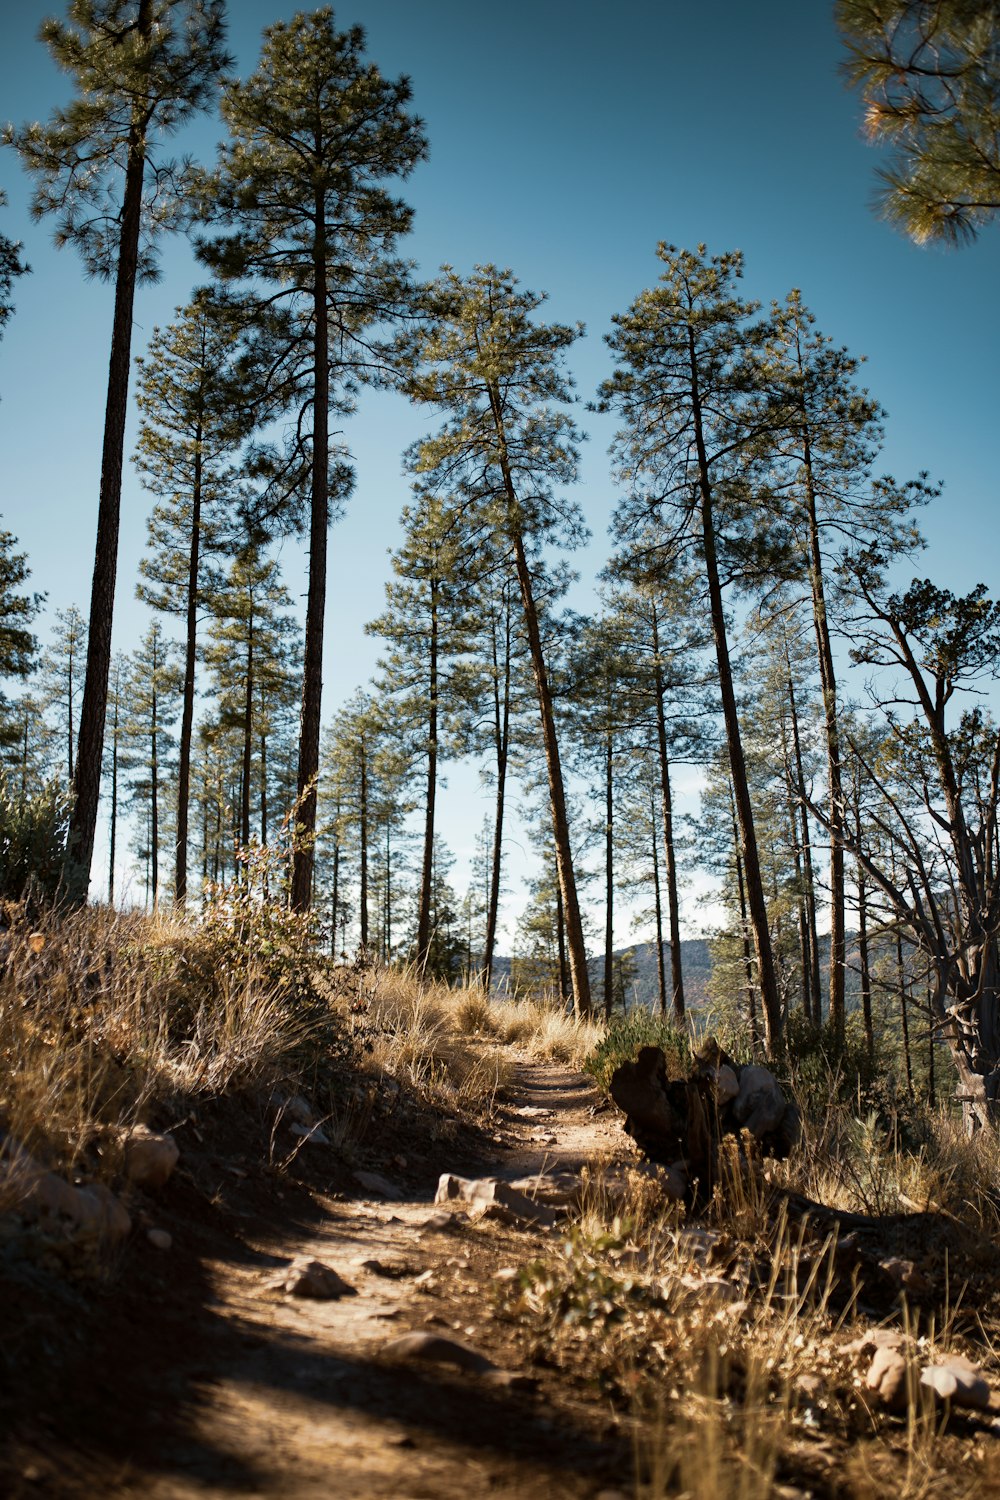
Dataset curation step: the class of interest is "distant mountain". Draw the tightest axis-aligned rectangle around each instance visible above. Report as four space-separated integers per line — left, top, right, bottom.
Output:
490 937 711 1012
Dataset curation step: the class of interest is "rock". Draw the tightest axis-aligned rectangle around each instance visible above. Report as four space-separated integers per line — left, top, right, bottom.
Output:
290 1123 330 1145
732 1066 787 1138
845 1327 905 1356
353 1170 404 1200
123 1126 179 1190
509 1172 581 1208
483 1368 539 1392
284 1094 315 1127
920 1356 991 1410
710 1065 741 1106
147 1227 172 1250
355 1257 414 1278
1 1138 131 1243
865 1345 909 1411
880 1257 932 1297
420 1210 462 1233
435 1174 557 1228
383 1331 496 1375
271 1258 356 1300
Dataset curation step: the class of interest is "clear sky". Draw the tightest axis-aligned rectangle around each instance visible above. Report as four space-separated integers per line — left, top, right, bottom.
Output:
0 1 997 932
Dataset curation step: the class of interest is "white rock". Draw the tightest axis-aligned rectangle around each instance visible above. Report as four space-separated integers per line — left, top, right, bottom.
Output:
123 1126 179 1190
147 1227 172 1250
353 1169 404 1200
733 1066 787 1137
920 1357 991 1410
435 1174 557 1228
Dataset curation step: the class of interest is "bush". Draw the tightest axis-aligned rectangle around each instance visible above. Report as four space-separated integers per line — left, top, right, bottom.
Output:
583 1010 691 1094
0 773 71 904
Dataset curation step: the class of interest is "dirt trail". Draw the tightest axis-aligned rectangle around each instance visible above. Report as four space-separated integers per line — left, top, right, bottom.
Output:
7 1060 632 1500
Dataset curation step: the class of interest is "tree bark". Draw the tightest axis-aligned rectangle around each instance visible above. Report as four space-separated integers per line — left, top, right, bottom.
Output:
801 436 847 1040
688 327 781 1051
603 727 614 1020
651 789 668 1015
786 664 822 1026
241 614 254 853
66 0 153 899
482 596 511 992
650 603 685 1021
358 734 369 950
175 430 202 905
416 578 439 969
291 186 329 911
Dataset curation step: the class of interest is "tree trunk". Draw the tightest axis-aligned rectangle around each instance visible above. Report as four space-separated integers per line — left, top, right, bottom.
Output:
291 189 329 911
416 579 439 970
108 684 118 906
730 783 759 1054
150 673 159 909
175 432 202 906
483 594 512 992
650 602 685 1020
330 835 340 958
800 427 846 1039
603 728 614 1020
651 789 668 1015
688 328 780 1051
66 0 152 899
241 617 254 853
358 736 369 950
509 529 590 1015
786 663 822 1026
487 382 590 1016
779 698 813 1021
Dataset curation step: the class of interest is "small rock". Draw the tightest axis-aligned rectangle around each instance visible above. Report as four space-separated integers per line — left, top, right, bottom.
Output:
353 1170 404 1200
845 1327 905 1356
866 1344 909 1411
290 1123 330 1145
494 1266 519 1282
284 1094 316 1127
270 1258 356 1300
124 1126 180 1190
355 1257 414 1278
921 1356 991 1411
880 1257 932 1297
383 1331 496 1375
147 1227 172 1250
420 1211 461 1233
710 1065 740 1106
483 1368 539 1392
733 1066 787 1138
435 1174 557 1227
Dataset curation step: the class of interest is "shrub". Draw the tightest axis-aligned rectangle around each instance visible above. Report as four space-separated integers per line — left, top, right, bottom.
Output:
583 1010 691 1094
0 772 71 904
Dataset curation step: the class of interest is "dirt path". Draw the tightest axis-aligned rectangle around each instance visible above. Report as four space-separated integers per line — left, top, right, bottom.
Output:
6 1060 633 1500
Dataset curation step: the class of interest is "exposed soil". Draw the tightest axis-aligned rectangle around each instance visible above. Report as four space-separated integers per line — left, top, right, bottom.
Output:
0 1060 635 1499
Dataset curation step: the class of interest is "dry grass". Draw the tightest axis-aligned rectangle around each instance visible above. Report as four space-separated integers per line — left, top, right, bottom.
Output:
0 903 336 1192
502 1093 1000 1500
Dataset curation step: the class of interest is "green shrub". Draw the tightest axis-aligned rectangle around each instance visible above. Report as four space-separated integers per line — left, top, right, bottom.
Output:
0 773 71 904
583 1010 691 1094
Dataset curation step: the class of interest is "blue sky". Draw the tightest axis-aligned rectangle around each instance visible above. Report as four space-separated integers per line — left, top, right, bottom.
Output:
0 1 997 930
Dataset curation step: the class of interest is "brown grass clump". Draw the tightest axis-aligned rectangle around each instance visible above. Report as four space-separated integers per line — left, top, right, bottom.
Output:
0 903 334 1193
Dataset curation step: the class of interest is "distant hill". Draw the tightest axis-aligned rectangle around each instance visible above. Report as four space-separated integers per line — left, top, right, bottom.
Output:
491 937 711 1011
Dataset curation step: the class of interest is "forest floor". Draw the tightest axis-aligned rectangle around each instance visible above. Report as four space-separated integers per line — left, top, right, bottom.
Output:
0 1056 637 1500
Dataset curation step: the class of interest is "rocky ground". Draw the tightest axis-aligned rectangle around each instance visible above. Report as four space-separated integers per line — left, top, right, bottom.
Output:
0 1059 637 1500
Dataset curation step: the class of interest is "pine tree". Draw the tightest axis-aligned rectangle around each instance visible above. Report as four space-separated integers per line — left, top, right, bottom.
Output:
202 545 300 855
39 605 87 786
0 189 29 371
838 0 1000 243
0 522 43 754
123 620 180 907
6 0 230 897
134 288 248 903
761 290 926 1038
367 491 482 970
599 244 786 1054
197 10 427 911
401 265 593 1016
